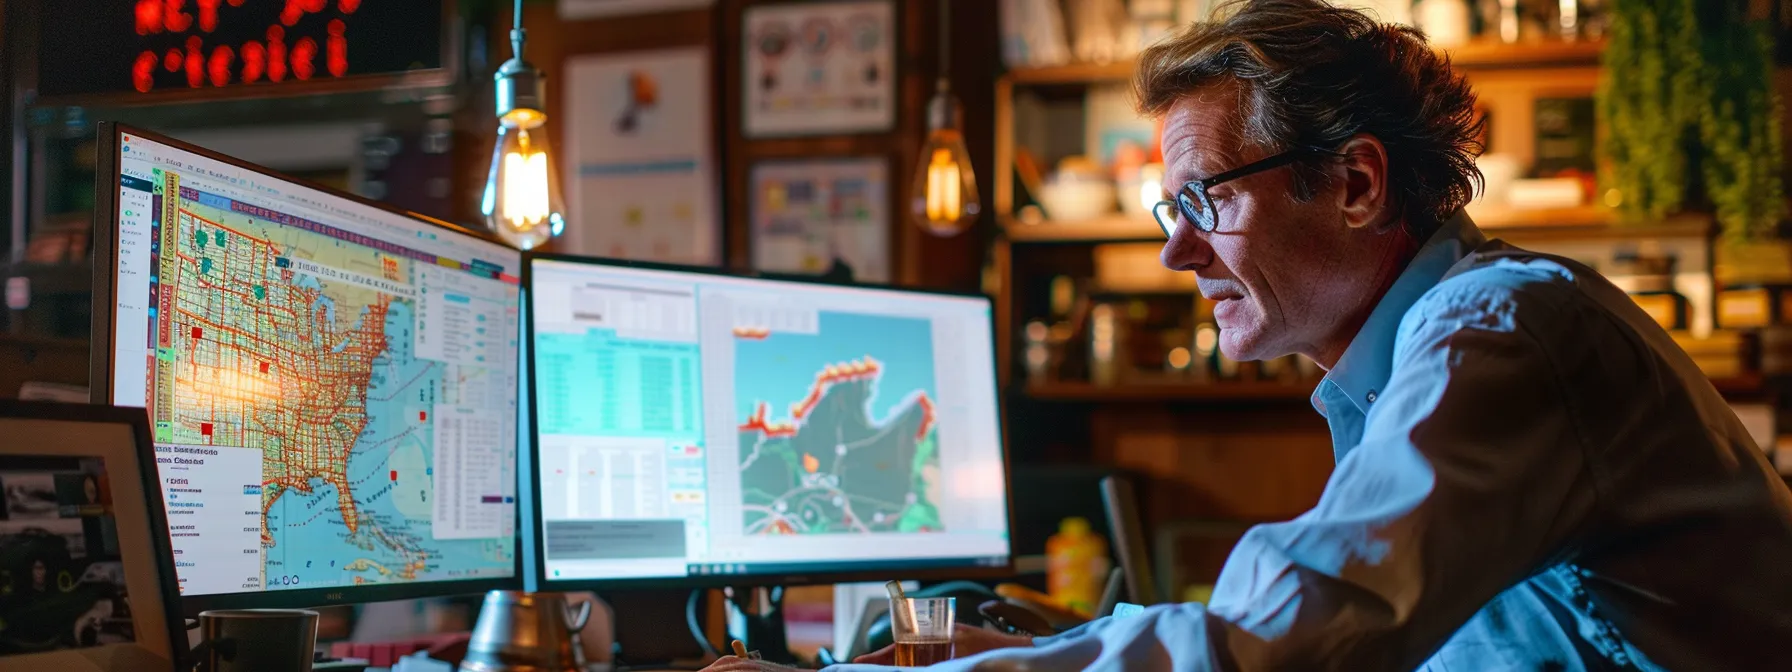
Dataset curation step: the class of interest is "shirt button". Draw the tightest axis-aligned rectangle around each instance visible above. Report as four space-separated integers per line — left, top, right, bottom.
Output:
1366 390 1378 404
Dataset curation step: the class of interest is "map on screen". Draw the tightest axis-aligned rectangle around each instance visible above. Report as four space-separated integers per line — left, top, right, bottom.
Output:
109 132 519 596
733 311 940 535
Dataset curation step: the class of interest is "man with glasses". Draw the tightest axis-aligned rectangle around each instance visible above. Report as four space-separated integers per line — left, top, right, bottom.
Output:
710 1 1792 670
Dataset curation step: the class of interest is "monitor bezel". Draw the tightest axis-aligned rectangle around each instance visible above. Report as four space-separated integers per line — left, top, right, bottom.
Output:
521 251 1016 591
89 121 525 613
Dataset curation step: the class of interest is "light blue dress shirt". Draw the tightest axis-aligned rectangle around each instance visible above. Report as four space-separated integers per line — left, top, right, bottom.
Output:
828 214 1792 670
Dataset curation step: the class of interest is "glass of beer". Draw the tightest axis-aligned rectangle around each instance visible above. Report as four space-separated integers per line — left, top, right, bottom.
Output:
892 596 955 666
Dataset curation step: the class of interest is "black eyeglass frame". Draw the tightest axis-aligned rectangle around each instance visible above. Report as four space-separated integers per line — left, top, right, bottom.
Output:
1152 145 1339 237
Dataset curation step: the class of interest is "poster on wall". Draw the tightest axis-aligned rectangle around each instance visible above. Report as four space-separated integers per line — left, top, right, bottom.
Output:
562 48 720 265
742 0 896 138
750 158 891 283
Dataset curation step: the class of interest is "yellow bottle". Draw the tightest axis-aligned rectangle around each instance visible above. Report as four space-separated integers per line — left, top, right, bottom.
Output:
1045 517 1109 617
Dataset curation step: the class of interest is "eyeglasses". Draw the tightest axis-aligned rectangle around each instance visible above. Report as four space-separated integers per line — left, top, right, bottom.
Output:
1151 146 1337 237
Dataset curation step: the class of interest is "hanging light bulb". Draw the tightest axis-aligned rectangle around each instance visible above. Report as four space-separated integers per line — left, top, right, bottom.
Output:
482 0 565 250
910 0 980 237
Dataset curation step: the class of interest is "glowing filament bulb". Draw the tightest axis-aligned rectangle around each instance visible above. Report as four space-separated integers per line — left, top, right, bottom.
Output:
909 125 979 236
926 148 963 222
483 116 564 250
500 130 551 230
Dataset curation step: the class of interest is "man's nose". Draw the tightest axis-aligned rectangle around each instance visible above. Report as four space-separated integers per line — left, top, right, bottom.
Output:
1160 222 1211 271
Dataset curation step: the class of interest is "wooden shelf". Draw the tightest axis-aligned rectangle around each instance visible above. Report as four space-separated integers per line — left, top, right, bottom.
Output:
1003 60 1135 85
1443 38 1605 68
1473 206 1713 241
1023 381 1314 403
1001 39 1605 86
1712 373 1766 398
1000 209 1713 245
1471 204 1612 228
1003 214 1162 243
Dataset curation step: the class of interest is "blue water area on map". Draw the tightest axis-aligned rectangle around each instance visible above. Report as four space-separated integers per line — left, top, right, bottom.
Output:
533 329 703 441
262 299 509 590
733 311 936 426
286 270 337 332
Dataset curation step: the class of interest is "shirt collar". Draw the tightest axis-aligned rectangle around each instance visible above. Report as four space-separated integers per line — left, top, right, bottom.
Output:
1310 211 1485 420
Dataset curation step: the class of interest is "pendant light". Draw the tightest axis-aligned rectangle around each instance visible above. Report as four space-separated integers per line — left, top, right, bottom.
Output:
910 0 980 237
482 0 566 250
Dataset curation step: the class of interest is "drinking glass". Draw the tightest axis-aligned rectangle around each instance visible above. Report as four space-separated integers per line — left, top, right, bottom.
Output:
891 596 955 666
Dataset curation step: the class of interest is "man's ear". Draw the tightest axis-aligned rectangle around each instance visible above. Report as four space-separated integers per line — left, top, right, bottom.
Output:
1331 134 1392 231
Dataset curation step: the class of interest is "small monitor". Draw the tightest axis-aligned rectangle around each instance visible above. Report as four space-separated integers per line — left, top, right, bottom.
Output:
90 124 522 609
524 256 1011 588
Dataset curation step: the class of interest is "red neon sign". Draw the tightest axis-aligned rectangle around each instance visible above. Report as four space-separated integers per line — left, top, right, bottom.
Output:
125 0 356 93
291 37 317 80
198 0 222 32
327 19 346 77
241 40 266 83
268 25 289 82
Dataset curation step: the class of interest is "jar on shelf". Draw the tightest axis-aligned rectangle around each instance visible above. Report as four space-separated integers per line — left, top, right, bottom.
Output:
1023 320 1053 381
1612 251 1687 332
1717 285 1776 331
1191 322 1219 384
1090 302 1121 386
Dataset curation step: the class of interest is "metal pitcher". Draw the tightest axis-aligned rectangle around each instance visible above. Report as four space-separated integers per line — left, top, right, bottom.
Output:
190 609 320 672
460 590 592 672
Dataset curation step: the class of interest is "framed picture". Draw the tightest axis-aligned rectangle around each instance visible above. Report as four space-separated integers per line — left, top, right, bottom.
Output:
559 0 715 19
749 158 892 283
743 0 897 138
0 402 187 672
563 47 723 266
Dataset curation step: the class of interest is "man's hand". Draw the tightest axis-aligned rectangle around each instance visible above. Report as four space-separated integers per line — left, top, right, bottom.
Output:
852 624 1034 665
701 655 806 672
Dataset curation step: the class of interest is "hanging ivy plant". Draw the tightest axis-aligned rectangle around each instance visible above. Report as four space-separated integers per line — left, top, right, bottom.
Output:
1598 0 1786 242
1696 4 1786 242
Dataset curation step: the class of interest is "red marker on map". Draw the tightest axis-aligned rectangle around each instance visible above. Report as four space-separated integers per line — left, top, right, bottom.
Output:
260 362 269 374
191 326 203 340
200 422 213 437
390 470 398 482
419 411 427 422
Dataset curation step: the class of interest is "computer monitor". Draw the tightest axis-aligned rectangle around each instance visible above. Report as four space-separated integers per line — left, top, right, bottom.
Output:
523 255 1011 589
90 124 523 610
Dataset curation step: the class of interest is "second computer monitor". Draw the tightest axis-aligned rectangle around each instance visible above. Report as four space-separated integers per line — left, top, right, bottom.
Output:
93 124 522 609
526 257 1011 586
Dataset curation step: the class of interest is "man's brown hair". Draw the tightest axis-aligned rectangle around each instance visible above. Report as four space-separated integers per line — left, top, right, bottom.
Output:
1135 0 1484 238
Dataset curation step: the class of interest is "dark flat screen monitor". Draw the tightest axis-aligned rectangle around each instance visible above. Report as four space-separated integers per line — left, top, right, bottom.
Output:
90 123 522 610
523 255 1012 589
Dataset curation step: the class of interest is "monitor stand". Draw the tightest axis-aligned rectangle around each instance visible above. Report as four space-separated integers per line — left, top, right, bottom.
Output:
723 585 798 665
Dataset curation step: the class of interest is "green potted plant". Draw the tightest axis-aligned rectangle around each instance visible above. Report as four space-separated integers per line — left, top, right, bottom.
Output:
1598 0 1785 242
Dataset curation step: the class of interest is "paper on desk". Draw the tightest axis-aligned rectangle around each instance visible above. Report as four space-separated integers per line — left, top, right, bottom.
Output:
18 381 91 403
392 650 453 672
